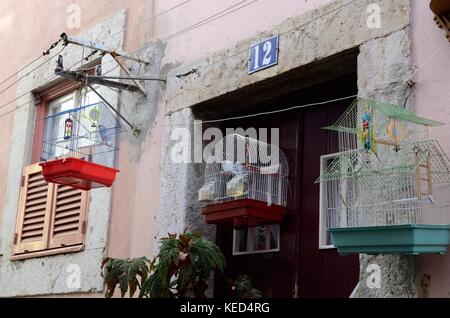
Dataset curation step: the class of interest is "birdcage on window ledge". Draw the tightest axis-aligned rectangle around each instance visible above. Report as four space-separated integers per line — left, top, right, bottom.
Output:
39 101 122 190
199 134 289 228
316 98 450 255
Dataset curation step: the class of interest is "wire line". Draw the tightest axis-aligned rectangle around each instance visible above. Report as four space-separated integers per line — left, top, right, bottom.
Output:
196 95 358 124
0 1 192 105
0 46 67 113
77 0 259 75
0 0 357 121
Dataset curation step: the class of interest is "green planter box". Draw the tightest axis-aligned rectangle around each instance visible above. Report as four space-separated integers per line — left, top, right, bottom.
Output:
329 224 450 255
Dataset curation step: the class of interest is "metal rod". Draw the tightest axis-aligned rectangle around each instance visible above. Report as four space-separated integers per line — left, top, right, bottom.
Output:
88 76 140 92
88 75 167 83
62 34 149 64
56 69 140 93
87 84 140 136
111 53 148 96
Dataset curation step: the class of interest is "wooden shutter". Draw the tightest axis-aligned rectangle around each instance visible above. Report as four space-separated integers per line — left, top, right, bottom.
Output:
13 164 53 254
48 184 88 249
13 163 89 257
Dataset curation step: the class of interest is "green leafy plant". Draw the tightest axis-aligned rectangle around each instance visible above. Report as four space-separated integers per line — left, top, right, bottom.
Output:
101 256 151 298
101 231 227 298
231 274 263 298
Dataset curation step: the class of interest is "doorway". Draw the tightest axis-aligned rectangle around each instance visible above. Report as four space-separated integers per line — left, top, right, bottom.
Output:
208 78 359 298
194 49 361 298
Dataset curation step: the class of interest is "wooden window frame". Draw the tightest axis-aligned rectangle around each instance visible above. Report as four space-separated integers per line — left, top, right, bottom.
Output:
32 63 96 163
12 80 91 261
232 224 280 256
318 153 337 250
32 80 85 163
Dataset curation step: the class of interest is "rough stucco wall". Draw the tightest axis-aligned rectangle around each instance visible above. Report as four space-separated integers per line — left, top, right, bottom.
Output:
165 0 410 114
357 29 412 105
355 26 416 297
154 108 215 246
154 108 216 296
0 10 125 297
156 0 334 66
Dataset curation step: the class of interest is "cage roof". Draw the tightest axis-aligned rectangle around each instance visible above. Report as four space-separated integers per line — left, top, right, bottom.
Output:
324 98 444 133
316 140 450 184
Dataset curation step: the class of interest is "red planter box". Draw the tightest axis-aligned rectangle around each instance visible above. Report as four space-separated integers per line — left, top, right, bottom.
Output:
201 199 288 228
39 158 119 190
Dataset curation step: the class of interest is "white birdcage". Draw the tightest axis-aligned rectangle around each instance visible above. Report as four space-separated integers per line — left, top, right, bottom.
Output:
41 102 121 166
316 98 450 254
39 101 124 190
319 140 450 228
199 134 289 227
325 98 441 152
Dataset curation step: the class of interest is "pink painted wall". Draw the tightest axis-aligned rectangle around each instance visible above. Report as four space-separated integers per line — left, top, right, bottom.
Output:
0 0 333 261
152 0 333 66
0 0 154 262
411 0 450 297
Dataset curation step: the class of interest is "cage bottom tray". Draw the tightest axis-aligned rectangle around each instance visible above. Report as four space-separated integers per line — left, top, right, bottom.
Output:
40 158 119 191
201 199 287 229
329 224 450 255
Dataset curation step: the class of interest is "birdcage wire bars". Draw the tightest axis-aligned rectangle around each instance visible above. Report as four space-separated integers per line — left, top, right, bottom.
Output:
199 134 289 208
39 101 124 190
317 96 450 231
41 101 122 168
325 98 443 152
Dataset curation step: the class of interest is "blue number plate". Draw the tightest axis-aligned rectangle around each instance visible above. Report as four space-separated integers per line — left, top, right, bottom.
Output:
248 35 279 74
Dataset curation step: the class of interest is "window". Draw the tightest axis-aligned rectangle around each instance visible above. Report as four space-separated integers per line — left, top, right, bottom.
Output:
233 224 280 255
12 82 95 261
319 153 338 249
45 92 76 158
42 86 102 159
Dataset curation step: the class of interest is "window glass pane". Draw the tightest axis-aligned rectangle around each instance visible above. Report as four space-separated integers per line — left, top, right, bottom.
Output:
268 225 278 249
49 92 75 115
42 86 103 160
82 86 101 106
253 226 267 251
320 154 339 248
326 157 338 246
233 224 280 255
238 228 248 252
45 92 76 158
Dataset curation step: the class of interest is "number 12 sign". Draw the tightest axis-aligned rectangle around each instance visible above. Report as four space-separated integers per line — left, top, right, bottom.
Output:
248 35 279 74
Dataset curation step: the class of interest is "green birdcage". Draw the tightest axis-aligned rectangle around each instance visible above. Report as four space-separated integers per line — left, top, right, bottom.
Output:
316 98 450 255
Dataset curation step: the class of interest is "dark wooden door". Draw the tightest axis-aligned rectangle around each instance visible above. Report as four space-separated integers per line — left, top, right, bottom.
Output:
297 101 359 298
213 79 359 298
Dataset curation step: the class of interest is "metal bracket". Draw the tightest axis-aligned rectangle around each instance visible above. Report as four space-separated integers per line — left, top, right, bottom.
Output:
55 68 141 93
60 33 149 64
110 53 148 96
53 68 140 135
87 75 166 83
58 34 153 96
